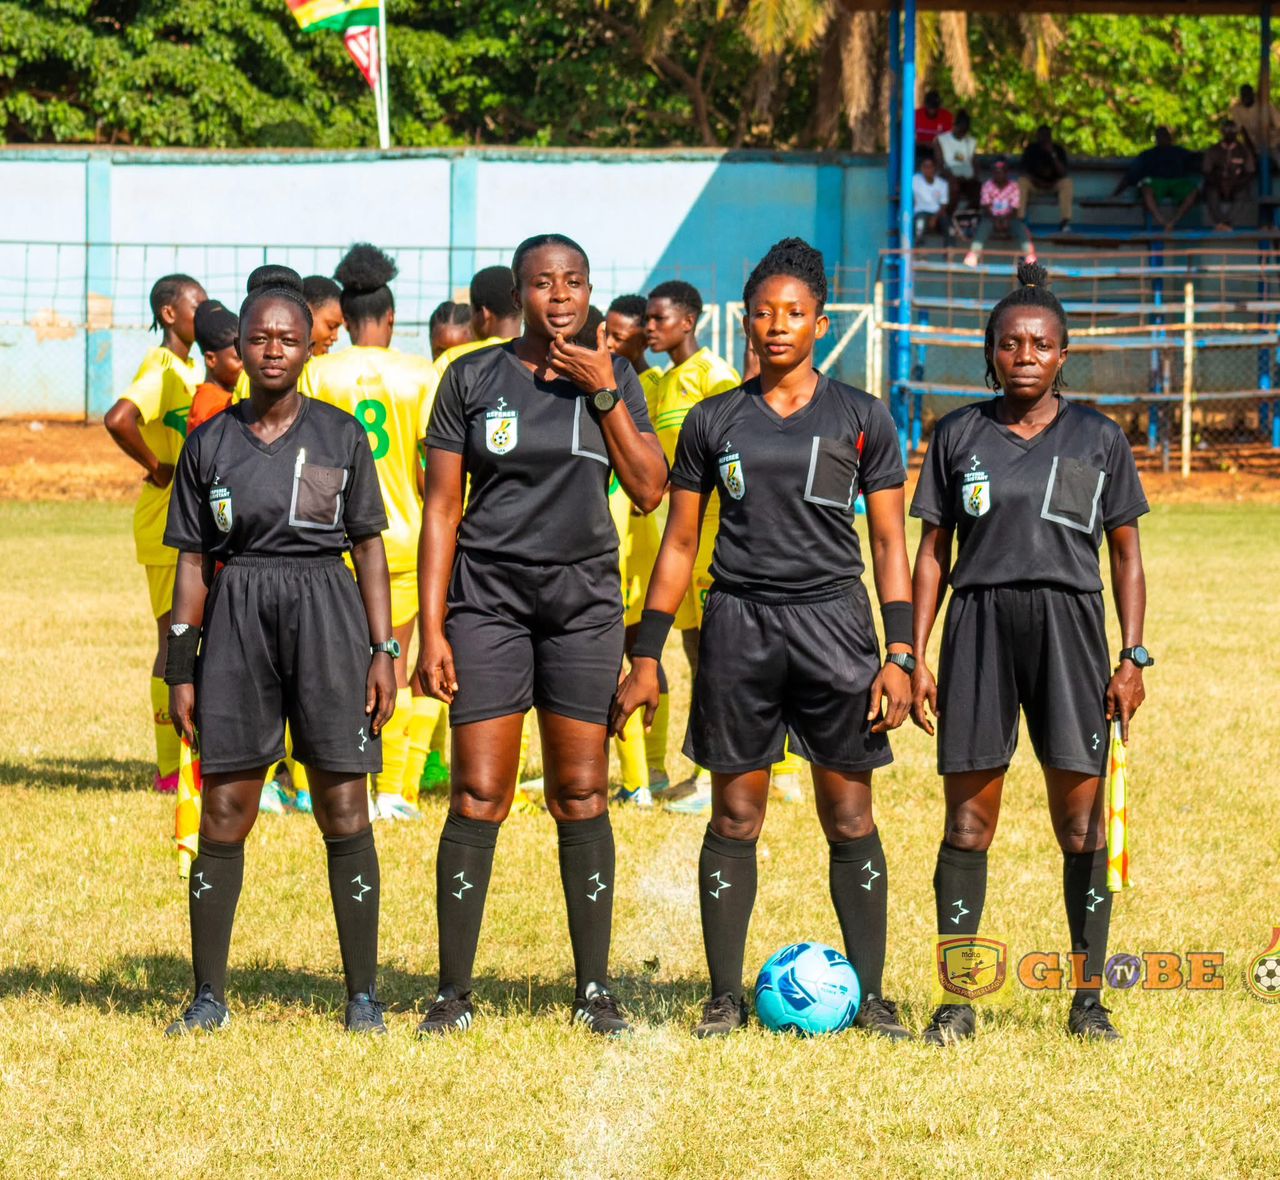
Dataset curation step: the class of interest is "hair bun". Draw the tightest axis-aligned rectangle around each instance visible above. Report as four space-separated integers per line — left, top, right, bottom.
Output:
334 243 398 294
1017 260 1049 289
246 264 304 295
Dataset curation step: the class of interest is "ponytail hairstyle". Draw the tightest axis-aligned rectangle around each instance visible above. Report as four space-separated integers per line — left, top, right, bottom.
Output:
984 260 1069 393
148 273 201 332
240 264 313 332
742 236 828 308
333 242 397 325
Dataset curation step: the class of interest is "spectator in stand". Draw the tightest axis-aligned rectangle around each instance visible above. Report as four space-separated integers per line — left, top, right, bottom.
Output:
913 156 951 241
1203 120 1255 230
1228 83 1280 166
1018 125 1075 232
964 157 1035 268
1113 126 1201 231
934 110 980 224
915 90 954 162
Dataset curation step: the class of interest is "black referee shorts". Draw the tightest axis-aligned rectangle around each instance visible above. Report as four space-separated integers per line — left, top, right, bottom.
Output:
445 550 624 727
196 556 382 777
685 584 892 776
937 585 1110 777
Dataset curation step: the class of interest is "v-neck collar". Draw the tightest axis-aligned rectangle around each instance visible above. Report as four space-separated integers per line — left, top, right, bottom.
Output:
498 341 575 393
235 394 310 456
749 373 829 429
983 394 1068 452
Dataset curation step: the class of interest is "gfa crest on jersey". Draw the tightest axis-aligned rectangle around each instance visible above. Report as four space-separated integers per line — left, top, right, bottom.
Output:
963 454 990 517
486 397 518 455
209 482 233 533
718 442 745 500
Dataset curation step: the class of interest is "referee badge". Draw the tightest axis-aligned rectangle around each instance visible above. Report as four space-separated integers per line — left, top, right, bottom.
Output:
209 482 233 533
485 397 519 455
962 457 990 517
718 443 746 500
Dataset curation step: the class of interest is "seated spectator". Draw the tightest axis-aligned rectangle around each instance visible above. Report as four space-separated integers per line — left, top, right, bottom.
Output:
1203 120 1255 230
964 157 1035 268
1114 126 1201 230
934 110 980 221
1018 124 1074 231
915 89 953 163
912 156 951 240
1228 83 1280 165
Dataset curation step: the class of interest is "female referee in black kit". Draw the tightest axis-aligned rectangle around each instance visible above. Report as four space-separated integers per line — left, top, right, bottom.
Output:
163 266 398 1037
613 238 916 1040
415 233 667 1037
911 261 1150 1044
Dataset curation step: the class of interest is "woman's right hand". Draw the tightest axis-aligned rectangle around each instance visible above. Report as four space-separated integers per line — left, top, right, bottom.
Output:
170 683 197 745
609 657 661 738
417 627 458 704
910 662 939 735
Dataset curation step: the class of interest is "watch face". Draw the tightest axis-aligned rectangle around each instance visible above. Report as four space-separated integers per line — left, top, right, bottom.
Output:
593 389 617 412
1132 646 1149 664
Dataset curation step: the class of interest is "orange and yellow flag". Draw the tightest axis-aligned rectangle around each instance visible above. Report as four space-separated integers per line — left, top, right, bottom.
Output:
176 737 202 880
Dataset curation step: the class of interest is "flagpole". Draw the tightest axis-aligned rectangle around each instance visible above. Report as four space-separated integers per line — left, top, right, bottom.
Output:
376 0 391 150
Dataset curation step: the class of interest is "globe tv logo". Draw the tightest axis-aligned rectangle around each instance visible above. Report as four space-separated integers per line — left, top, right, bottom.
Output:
1019 951 1225 991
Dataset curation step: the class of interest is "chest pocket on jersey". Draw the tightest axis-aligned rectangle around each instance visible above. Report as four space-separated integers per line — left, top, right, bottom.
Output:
289 449 348 530
571 398 610 466
1040 456 1105 533
804 436 859 509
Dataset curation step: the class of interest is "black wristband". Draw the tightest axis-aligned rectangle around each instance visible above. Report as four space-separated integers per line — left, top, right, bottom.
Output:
164 624 201 686
880 601 913 650
631 609 676 662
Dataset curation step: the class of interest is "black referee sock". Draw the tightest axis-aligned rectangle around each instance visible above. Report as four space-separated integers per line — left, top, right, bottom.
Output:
699 826 758 1000
188 837 244 1003
436 812 500 998
325 826 380 998
1063 847 1112 1004
829 828 889 998
557 812 616 996
933 842 987 937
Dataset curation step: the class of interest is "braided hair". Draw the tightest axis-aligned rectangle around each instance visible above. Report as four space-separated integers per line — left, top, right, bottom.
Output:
240 264 313 332
148 273 201 332
429 300 472 332
334 243 397 325
742 236 827 308
983 260 1069 393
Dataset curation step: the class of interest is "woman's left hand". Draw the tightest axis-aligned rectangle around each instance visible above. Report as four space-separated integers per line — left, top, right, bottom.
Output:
1105 663 1145 743
868 661 912 734
366 652 397 736
548 322 617 393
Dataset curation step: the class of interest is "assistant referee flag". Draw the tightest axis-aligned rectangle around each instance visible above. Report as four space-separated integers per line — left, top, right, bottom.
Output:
286 0 378 32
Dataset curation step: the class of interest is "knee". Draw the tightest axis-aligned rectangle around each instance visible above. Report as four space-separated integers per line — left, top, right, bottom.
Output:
822 805 875 844
314 786 371 839
710 799 765 842
546 776 606 824
1055 817 1103 856
452 781 510 825
943 812 994 853
201 794 254 843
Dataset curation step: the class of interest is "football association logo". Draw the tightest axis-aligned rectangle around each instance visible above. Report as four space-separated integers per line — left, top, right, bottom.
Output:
486 397 519 455
719 443 745 500
1245 926 1280 1001
209 483 233 533
962 462 990 517
935 935 1008 1002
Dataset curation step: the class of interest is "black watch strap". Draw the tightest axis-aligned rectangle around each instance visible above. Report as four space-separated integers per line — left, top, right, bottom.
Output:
1119 645 1154 668
885 651 917 674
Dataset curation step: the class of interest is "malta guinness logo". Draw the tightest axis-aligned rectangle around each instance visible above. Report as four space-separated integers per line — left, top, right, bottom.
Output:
935 936 1008 1001
485 397 518 455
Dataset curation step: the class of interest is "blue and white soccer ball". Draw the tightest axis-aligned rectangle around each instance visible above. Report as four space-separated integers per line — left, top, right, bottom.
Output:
754 942 862 1036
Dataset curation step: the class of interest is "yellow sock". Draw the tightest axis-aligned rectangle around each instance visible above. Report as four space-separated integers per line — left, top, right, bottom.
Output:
429 703 449 756
376 688 413 801
517 713 533 781
645 692 670 775
151 676 179 779
403 694 444 805
771 740 805 778
615 706 648 794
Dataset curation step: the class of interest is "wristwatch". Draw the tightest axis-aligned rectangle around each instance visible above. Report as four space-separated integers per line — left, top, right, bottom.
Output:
591 387 621 414
1119 645 1154 668
371 639 401 659
885 652 917 674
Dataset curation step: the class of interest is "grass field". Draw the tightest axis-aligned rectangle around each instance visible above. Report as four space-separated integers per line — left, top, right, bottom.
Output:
2 497 1279 1179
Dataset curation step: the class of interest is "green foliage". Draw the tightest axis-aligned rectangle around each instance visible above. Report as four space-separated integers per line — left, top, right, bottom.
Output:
0 4 1271 155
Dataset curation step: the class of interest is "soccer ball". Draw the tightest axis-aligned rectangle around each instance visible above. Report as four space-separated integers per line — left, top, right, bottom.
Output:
754 942 862 1036
1252 955 1280 997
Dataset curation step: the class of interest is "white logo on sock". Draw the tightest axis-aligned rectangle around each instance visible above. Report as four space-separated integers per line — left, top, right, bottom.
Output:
1085 887 1104 913
587 872 608 902
452 871 472 900
861 859 882 891
708 870 732 899
950 898 969 925
191 871 211 900
351 874 372 903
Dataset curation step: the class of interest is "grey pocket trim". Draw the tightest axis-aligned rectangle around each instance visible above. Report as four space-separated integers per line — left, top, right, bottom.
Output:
803 435 856 509
571 397 610 466
289 449 349 530
1040 455 1105 533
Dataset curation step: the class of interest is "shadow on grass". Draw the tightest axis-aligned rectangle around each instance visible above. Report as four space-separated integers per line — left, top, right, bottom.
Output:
0 757 156 792
0 954 710 1024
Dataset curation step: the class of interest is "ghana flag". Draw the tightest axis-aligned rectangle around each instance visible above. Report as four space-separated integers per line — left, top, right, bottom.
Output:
286 0 378 33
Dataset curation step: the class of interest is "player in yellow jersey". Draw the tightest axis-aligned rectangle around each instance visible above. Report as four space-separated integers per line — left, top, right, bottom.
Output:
644 281 740 814
429 300 474 359
104 273 206 793
604 295 665 806
305 244 435 821
303 275 345 356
